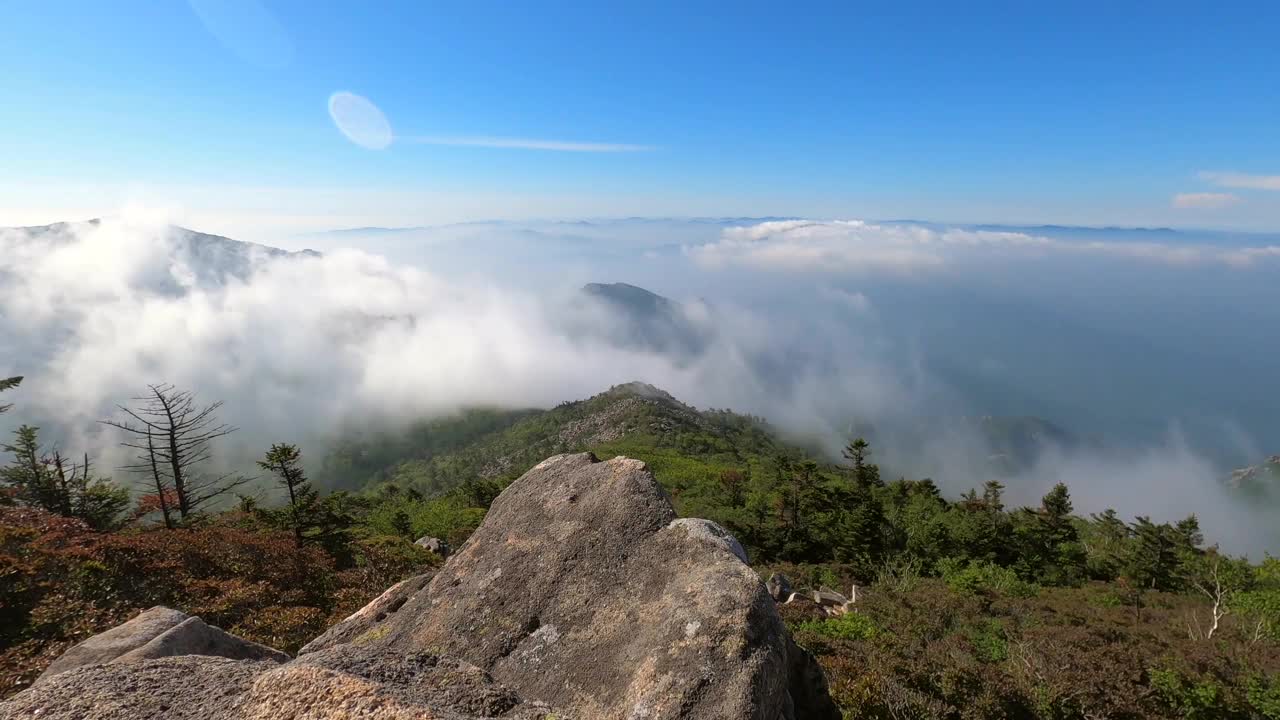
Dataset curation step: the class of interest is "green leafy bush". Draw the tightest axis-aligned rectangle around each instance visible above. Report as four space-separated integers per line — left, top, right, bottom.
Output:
797 611 879 641
1149 668 1228 720
941 559 1040 598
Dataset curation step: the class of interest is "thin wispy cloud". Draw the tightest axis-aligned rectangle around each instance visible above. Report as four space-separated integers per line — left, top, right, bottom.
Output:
1199 171 1280 191
327 92 654 153
688 219 1280 273
400 135 656 153
1172 192 1241 209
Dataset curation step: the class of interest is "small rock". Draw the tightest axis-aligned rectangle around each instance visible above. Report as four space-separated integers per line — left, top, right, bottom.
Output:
813 588 848 607
766 573 793 601
414 535 451 558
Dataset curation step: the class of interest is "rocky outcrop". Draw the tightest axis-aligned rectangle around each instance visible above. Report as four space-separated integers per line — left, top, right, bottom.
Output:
3 452 838 720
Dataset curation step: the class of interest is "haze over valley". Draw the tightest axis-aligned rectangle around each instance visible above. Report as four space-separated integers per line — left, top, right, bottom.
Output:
3 214 1277 553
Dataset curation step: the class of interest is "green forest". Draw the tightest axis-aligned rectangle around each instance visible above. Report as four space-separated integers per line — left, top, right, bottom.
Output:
2 377 1278 718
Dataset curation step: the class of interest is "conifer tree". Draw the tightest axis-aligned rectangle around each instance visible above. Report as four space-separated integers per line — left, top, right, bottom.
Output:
103 384 246 520
258 443 313 546
0 376 21 415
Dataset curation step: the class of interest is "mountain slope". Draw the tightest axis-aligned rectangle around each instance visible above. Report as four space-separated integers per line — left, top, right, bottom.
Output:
576 282 711 357
1228 455 1280 501
319 381 792 504
1 219 319 291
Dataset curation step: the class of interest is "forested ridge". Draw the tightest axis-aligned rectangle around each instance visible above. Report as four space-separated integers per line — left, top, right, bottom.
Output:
2 377 1278 718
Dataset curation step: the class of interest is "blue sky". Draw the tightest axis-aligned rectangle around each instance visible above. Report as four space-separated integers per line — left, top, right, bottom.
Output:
3 0 1278 235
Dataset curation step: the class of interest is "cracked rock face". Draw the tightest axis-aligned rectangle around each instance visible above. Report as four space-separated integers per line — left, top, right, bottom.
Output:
2 453 838 720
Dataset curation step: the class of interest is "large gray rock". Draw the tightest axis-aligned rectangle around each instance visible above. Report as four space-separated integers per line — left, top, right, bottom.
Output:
3 452 837 720
37 606 288 683
308 452 837 719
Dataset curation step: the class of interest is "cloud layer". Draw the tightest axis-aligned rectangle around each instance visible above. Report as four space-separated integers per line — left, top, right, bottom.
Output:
2 215 1276 554
1172 192 1240 209
688 219 1280 273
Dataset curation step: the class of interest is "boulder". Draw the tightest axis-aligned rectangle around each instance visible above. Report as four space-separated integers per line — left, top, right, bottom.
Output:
814 587 848 607
312 452 837 719
4 452 838 720
37 607 288 683
415 535 452 558
765 573 793 602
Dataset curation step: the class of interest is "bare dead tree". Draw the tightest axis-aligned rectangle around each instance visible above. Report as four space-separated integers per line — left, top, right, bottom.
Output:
115 428 176 528
1187 555 1234 640
102 384 246 521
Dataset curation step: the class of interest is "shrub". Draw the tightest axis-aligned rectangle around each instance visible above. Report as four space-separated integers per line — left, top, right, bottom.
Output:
797 611 879 641
942 560 1040 599
965 619 1009 663
1149 667 1228 720
1247 675 1280 720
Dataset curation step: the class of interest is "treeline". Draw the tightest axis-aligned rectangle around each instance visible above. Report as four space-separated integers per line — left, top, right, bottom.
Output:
705 437 1273 623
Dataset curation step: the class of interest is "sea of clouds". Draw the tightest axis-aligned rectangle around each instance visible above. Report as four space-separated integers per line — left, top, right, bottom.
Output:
2 213 1278 553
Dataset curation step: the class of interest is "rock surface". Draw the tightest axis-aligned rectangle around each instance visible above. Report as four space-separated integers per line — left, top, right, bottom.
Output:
765 573 793 602
2 452 838 720
38 606 289 682
415 535 452 558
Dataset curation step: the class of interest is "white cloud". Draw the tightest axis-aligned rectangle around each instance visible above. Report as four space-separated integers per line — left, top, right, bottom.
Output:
818 286 873 314
1199 171 1280 191
2 214 1273 553
401 135 655 153
0 216 905 469
689 219 1280 273
1172 192 1241 209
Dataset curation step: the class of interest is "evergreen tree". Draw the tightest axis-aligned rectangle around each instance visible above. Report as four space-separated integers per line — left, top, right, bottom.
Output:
391 509 413 539
0 376 21 415
1126 516 1179 591
1017 483 1086 584
1084 508 1130 580
257 443 350 555
842 437 883 488
1 426 127 529
982 480 1006 512
258 443 313 546
1 425 55 509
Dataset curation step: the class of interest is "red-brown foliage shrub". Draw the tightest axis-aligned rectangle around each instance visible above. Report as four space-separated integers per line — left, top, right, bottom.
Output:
0 506 432 697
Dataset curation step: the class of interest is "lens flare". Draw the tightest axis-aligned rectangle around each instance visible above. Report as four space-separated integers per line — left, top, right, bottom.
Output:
328 92 394 150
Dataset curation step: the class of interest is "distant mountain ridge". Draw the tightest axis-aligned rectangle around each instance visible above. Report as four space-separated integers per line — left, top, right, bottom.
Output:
1229 456 1280 500
574 282 712 358
2 219 319 291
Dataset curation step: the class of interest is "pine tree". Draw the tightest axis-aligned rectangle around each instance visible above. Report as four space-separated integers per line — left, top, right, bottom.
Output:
1 426 127 529
1 425 56 508
842 437 883 488
1085 508 1130 580
258 443 313 546
391 509 413 538
1127 516 1178 591
982 480 1006 512
0 376 21 415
